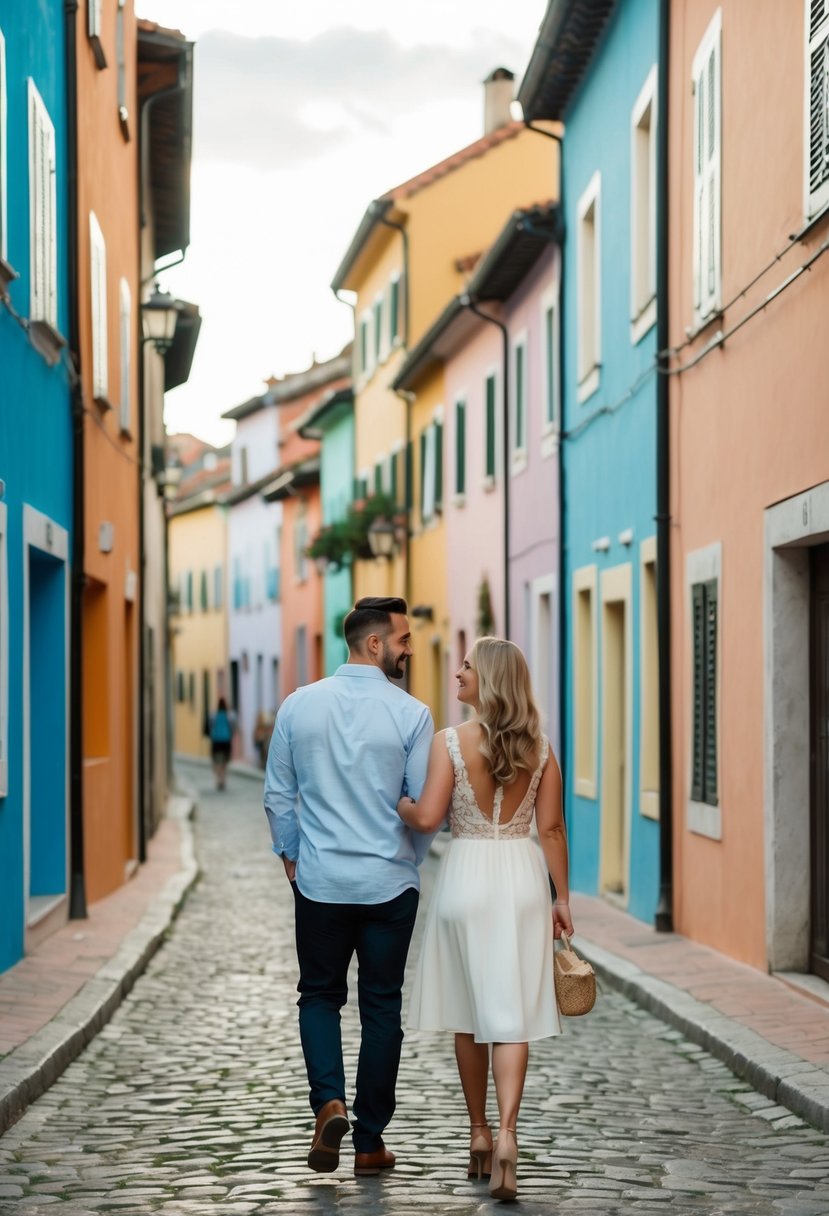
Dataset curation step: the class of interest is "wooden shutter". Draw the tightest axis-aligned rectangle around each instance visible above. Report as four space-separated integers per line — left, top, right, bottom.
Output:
29 81 57 326
419 430 428 522
89 212 108 401
692 14 721 321
455 399 466 496
390 449 399 503
691 582 705 802
389 276 399 344
691 578 719 806
703 578 718 805
808 0 829 215
485 374 496 478
515 343 526 450
405 441 413 510
119 278 131 431
374 460 383 495
434 419 443 513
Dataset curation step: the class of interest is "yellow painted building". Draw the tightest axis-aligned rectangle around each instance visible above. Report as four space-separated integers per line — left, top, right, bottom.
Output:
331 79 559 726
169 477 230 760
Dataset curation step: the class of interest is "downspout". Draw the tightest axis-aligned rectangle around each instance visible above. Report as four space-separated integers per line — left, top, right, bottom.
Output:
654 0 674 932
524 120 565 769
65 0 87 919
458 296 510 640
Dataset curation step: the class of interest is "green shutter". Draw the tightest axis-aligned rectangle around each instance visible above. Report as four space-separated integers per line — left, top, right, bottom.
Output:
545 306 556 426
691 582 705 802
405 441 413 510
455 400 466 496
434 421 443 513
419 431 428 521
200 570 208 612
390 278 399 344
515 344 525 449
374 461 383 494
390 450 399 504
360 319 368 373
485 375 496 478
374 299 383 359
703 579 718 806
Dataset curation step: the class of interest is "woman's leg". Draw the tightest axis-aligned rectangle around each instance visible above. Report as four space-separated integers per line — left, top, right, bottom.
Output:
454 1033 489 1123
491 1041 529 1131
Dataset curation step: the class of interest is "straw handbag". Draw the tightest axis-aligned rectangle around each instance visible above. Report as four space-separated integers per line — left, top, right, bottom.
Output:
554 932 596 1016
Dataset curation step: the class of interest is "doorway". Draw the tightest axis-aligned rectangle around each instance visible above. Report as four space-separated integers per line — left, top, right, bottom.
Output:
811 543 829 981
599 564 631 904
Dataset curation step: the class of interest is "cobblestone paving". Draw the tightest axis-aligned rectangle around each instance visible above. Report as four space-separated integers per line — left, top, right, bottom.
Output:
2 762 829 1214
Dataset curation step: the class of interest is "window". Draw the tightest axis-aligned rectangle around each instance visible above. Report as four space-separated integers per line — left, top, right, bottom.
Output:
358 314 369 378
390 445 402 504
238 446 248 485
454 397 466 499
373 294 384 362
540 285 560 449
512 334 528 464
28 80 57 329
296 625 308 687
434 416 443 514
420 425 437 524
631 66 658 340
176 671 185 703
573 565 597 798
233 558 242 610
89 212 108 404
374 458 384 495
186 570 193 613
692 10 722 325
295 503 308 582
577 172 601 401
389 273 401 346
0 502 7 796
214 564 223 610
200 570 209 612
119 278 131 432
87 0 106 68
484 371 497 485
686 541 721 839
116 0 129 136
807 0 829 217
188 672 195 708
639 540 659 819
0 29 8 271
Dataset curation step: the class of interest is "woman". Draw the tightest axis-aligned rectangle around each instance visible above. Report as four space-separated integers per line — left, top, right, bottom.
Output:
208 697 234 790
397 637 572 1203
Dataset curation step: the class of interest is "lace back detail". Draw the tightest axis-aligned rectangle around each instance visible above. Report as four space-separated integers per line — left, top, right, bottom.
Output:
445 728 548 840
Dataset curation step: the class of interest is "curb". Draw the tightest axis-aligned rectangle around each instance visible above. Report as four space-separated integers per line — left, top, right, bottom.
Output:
0 795 200 1137
575 935 829 1134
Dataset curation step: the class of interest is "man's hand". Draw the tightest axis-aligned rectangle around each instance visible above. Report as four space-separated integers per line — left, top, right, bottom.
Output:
282 855 297 882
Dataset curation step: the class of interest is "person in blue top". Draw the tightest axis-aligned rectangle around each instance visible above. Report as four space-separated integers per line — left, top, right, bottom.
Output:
264 597 434 1178
208 697 235 790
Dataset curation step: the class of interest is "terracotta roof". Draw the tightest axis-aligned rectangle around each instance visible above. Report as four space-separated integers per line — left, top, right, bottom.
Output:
384 120 524 201
518 0 618 122
136 17 186 40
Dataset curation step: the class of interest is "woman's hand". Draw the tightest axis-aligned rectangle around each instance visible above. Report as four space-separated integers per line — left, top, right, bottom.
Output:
552 900 574 939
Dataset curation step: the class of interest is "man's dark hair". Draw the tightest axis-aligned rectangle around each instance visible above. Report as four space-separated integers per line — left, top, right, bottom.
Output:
344 596 408 650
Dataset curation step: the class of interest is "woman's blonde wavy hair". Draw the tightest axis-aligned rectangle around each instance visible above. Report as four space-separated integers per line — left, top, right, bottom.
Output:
469 637 542 785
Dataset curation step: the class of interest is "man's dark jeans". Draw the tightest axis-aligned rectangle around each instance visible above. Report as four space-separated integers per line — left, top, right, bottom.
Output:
292 883 419 1153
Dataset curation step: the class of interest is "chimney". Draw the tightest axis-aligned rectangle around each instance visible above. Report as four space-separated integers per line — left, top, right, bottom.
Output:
483 67 515 135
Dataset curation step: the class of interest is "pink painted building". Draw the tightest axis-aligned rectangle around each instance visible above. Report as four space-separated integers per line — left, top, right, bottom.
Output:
668 0 829 976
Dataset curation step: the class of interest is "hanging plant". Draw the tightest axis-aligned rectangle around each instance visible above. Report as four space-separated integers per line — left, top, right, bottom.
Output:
307 493 401 566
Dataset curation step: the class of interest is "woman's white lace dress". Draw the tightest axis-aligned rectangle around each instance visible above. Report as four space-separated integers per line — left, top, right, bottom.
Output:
407 727 561 1043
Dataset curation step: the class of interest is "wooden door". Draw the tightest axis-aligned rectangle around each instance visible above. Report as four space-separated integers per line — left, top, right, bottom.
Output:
811 544 829 981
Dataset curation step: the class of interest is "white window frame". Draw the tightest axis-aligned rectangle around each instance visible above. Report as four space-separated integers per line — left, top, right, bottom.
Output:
685 540 722 841
511 330 528 473
28 79 57 329
691 9 722 327
805 0 829 218
577 171 601 403
539 281 560 457
119 277 131 433
0 28 8 269
89 211 109 405
0 501 8 797
630 65 658 344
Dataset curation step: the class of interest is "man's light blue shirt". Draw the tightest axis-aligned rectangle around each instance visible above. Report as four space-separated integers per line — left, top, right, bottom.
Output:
264 664 435 904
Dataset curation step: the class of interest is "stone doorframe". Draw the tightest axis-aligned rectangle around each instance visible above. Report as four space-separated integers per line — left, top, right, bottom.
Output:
764 480 829 971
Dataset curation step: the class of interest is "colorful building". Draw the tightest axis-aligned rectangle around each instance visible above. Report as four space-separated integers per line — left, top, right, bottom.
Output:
667 0 829 974
0 0 73 971
331 70 559 726
168 436 231 760
520 0 663 923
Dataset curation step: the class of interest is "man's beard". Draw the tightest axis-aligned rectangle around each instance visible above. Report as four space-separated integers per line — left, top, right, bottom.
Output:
381 642 406 681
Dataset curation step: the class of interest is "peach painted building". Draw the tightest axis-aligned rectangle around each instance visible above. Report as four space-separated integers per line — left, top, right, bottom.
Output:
76 0 141 904
668 0 829 976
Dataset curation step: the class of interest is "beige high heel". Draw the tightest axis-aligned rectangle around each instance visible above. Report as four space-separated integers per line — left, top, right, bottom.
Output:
467 1121 492 1180
488 1127 518 1201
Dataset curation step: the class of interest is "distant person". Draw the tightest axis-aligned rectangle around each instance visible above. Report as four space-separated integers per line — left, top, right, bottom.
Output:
208 697 234 790
397 637 572 1203
264 597 434 1177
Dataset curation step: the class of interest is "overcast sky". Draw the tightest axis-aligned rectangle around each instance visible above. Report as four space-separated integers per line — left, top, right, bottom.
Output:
153 1 548 445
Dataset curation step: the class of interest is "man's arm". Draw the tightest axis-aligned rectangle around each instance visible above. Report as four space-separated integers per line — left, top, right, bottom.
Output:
403 707 437 864
264 700 300 877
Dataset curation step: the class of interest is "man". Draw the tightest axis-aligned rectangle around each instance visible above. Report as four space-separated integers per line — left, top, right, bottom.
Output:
264 597 434 1176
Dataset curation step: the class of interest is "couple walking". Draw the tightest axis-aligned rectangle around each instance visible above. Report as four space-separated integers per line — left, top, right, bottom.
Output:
264 596 572 1202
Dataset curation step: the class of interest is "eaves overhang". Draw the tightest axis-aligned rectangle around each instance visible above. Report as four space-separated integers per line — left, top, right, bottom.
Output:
296 386 354 439
517 0 618 122
261 456 321 503
330 199 394 293
138 21 194 258
467 203 562 302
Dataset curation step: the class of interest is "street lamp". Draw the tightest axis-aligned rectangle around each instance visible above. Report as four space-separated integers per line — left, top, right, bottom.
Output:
141 284 180 353
367 516 397 560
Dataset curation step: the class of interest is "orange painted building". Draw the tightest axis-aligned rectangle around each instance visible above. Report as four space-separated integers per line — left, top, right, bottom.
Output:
262 352 350 697
76 0 141 901
668 0 829 974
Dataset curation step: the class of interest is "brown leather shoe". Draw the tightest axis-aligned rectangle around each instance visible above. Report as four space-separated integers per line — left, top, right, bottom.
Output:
307 1099 349 1172
354 1143 396 1177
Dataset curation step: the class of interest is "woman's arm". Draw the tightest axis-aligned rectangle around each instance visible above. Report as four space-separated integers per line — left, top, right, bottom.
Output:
397 732 454 832
535 751 574 937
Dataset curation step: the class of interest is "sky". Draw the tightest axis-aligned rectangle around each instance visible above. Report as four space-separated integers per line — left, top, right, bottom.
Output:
153 1 549 446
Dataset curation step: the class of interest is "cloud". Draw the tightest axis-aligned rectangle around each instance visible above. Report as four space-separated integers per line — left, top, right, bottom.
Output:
193 25 524 167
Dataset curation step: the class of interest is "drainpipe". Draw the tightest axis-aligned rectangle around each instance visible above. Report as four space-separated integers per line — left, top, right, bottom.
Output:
654 0 673 932
524 119 567 779
458 296 510 640
65 0 87 919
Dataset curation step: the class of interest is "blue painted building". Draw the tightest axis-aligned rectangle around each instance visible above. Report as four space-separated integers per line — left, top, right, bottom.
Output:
0 3 73 971
298 387 355 675
519 0 662 922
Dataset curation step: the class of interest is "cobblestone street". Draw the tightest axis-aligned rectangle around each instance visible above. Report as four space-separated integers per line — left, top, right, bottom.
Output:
2 765 829 1215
